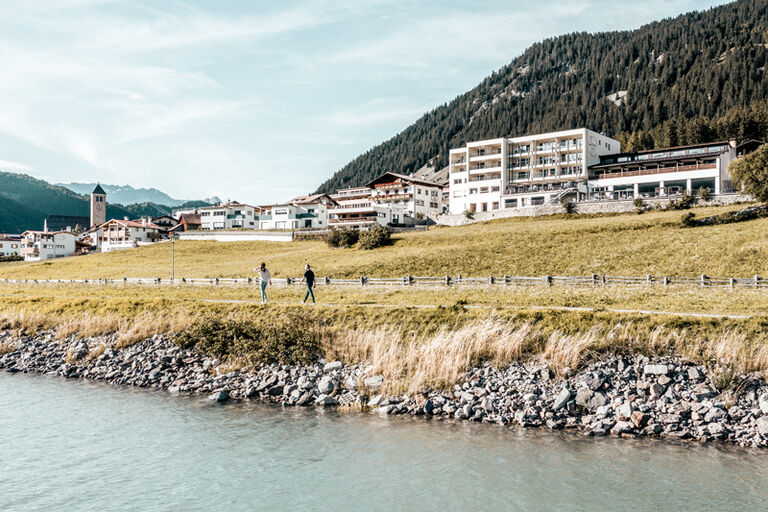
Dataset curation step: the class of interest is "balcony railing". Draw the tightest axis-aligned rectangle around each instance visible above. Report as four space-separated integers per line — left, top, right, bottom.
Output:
594 163 717 180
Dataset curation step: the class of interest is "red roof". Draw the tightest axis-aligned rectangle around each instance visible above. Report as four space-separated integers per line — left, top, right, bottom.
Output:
100 219 162 230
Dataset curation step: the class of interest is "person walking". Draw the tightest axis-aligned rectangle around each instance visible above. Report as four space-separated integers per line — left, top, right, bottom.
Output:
299 264 316 304
254 262 272 303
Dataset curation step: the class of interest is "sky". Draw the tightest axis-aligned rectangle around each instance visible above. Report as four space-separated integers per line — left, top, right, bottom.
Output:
0 0 730 205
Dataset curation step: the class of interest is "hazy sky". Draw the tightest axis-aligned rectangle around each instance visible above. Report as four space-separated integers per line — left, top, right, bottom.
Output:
0 0 728 204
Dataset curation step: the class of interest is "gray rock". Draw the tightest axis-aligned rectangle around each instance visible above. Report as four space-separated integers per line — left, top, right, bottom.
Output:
318 376 336 395
367 394 383 407
687 367 702 381
553 388 572 411
587 392 607 410
616 402 634 419
364 375 384 390
323 361 343 372
758 397 768 415
644 364 668 376
207 390 230 403
575 387 594 407
314 394 338 406
757 417 768 436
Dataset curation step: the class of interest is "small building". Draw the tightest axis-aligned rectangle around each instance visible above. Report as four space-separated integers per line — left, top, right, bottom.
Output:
588 141 738 200
170 213 202 232
43 215 90 233
151 215 179 235
0 234 22 258
258 194 336 230
198 201 261 230
20 231 76 261
99 218 163 253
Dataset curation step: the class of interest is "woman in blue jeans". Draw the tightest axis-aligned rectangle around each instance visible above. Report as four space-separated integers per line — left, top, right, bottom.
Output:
254 262 272 303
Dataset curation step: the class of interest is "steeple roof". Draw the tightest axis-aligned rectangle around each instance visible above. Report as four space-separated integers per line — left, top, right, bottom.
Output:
92 184 106 195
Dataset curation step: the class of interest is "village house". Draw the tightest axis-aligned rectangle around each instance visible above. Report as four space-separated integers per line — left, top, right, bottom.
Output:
328 186 408 229
19 230 76 261
0 234 22 257
99 218 164 253
366 172 443 218
198 201 261 230
170 213 202 232
257 194 336 230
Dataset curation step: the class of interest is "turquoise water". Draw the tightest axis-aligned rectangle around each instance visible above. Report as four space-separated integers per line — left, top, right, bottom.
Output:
2 372 768 511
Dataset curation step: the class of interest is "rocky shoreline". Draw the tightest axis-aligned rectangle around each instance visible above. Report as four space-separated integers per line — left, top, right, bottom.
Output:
3 330 768 448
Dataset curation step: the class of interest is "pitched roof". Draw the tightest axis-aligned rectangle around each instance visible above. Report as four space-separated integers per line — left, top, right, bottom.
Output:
92 184 106 195
99 219 162 230
365 171 444 189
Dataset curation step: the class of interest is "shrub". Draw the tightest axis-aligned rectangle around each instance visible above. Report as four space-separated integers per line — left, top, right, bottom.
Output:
463 209 474 219
633 198 646 214
680 212 697 227
358 225 391 250
698 186 711 202
325 227 359 248
563 201 576 215
666 192 695 210
177 312 323 365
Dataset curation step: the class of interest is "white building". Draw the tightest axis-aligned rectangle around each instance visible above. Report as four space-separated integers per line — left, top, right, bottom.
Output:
20 231 76 261
257 194 335 230
448 128 620 214
588 141 738 200
0 234 22 257
99 219 164 253
198 201 261 230
366 172 443 218
328 186 407 229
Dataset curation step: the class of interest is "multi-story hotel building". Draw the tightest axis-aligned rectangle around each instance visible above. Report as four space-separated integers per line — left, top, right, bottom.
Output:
588 141 738 200
367 172 443 218
448 128 620 214
19 230 76 261
257 194 335 230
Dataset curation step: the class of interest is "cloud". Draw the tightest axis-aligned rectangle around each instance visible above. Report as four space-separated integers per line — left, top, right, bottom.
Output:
0 158 34 171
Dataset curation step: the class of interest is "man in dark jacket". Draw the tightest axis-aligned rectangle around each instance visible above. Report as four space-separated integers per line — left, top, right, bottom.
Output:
299 264 316 304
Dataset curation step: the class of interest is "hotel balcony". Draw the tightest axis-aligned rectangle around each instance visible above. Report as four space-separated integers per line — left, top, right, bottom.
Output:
468 162 502 174
469 148 502 161
19 246 39 256
593 162 717 180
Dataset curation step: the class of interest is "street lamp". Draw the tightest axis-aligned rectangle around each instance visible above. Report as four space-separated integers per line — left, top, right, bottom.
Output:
171 233 176 282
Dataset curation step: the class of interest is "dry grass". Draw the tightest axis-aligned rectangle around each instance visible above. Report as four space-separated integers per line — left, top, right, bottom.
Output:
0 340 16 356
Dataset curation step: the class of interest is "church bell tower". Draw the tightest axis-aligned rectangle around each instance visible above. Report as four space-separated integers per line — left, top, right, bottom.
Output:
90 184 106 228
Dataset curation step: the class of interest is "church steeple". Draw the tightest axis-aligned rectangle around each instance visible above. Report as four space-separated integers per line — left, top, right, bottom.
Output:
90 183 106 227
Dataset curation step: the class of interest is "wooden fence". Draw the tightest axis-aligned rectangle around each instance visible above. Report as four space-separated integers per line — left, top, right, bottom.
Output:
2 274 767 289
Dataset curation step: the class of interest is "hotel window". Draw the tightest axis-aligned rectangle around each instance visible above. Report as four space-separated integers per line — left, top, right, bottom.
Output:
504 199 518 208
479 187 489 193
469 188 477 194
491 186 500 192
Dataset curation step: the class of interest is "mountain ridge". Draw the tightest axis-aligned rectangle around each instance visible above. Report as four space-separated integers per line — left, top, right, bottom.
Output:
316 0 768 193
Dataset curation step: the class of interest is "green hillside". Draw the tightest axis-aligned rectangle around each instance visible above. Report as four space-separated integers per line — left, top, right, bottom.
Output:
0 171 203 233
317 0 768 192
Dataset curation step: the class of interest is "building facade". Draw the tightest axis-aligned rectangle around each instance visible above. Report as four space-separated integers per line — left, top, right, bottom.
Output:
99 219 163 252
366 172 443 218
587 141 738 200
448 128 620 214
257 194 334 230
198 202 260 230
328 186 407 229
20 231 76 261
0 234 22 257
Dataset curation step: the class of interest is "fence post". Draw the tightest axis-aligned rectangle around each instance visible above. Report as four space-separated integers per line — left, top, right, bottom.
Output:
663 276 670 286
544 275 552 286
591 273 597 286
700 274 707 288
287 277 292 285
325 276 330 285
215 278 219 285
408 275 414 285
247 277 252 284
489 276 495 284
729 278 735 289
445 275 451 286
458 274 462 284
361 276 366 286
756 275 760 289
647 274 652 287
504 275 511 285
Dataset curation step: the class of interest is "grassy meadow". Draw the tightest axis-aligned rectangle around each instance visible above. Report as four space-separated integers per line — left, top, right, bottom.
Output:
1 203 767 280
2 203 768 389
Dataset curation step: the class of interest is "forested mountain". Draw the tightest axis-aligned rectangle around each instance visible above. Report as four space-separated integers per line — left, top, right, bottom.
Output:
317 0 768 193
0 172 208 233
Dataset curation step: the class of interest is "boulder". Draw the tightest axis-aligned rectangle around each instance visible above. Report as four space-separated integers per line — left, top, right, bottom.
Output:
644 364 668 376
207 390 230 403
757 417 768 436
364 375 384 390
314 394 338 406
367 394 384 408
575 387 594 408
323 361 343 373
616 403 634 420
553 388 572 411
318 376 336 395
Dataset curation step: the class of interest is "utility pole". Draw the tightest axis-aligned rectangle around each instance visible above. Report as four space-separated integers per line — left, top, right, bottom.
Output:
171 233 175 282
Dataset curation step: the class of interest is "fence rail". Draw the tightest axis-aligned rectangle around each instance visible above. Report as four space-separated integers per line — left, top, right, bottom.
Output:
2 273 767 289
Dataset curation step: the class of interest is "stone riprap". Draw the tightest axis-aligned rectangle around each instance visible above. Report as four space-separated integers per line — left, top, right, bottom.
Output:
2 330 768 449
